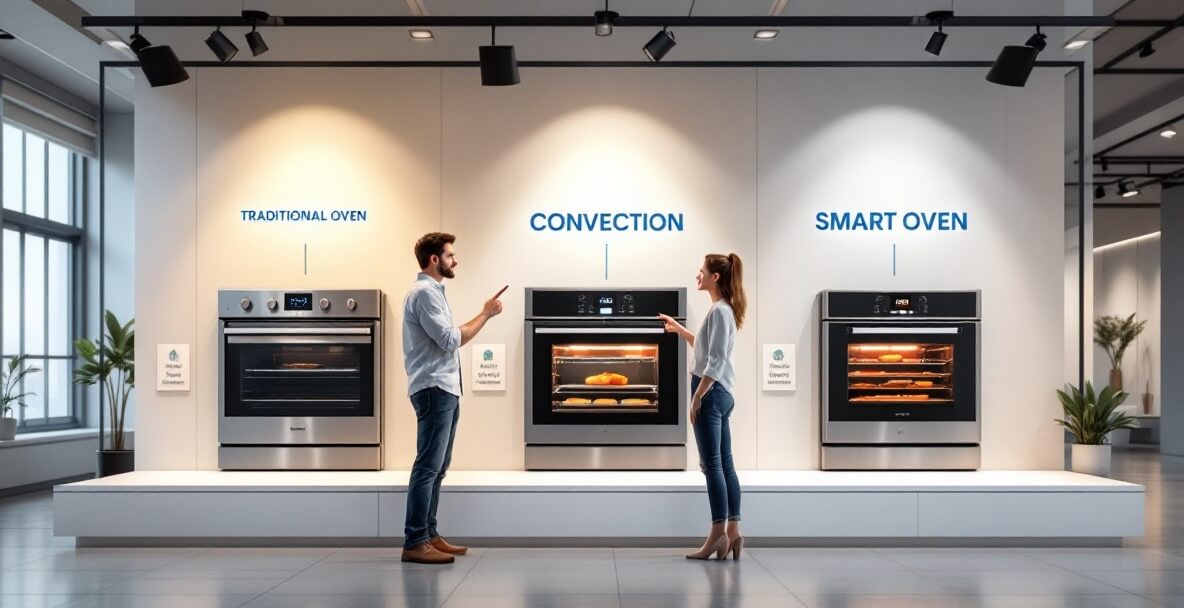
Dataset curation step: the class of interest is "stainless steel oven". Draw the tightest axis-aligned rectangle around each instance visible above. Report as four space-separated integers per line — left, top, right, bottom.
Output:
525 288 687 470
218 289 383 470
821 290 981 470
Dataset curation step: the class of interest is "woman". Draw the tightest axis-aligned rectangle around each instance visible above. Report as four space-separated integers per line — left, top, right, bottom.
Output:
658 253 747 561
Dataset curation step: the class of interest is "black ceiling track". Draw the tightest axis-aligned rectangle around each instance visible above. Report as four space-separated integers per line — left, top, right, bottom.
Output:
82 15 1121 29
1099 11 1184 70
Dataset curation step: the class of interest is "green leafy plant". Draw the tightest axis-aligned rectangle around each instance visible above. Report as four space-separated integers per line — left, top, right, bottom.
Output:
1 355 42 419
73 311 134 450
1055 382 1137 445
1094 313 1147 370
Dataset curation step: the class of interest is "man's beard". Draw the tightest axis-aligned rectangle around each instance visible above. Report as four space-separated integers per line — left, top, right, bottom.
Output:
438 259 455 279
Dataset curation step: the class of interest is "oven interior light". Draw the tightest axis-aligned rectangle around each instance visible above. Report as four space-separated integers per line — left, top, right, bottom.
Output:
852 345 922 352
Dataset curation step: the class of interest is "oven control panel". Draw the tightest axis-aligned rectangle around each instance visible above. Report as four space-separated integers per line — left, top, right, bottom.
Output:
822 290 980 320
218 289 383 320
527 288 686 319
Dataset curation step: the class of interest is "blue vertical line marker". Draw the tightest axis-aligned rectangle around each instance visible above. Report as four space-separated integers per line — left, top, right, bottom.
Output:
892 243 896 276
604 243 608 281
304 243 308 275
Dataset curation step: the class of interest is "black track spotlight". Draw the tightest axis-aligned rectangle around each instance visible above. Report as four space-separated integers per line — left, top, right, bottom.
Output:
643 27 676 62
246 25 268 56
924 10 952 57
129 26 151 53
986 45 1038 87
1025 26 1047 52
243 9 270 57
1139 41 1156 58
205 26 238 63
1095 184 1106 199
1119 181 1139 198
595 1 618 37
479 26 519 86
128 26 188 88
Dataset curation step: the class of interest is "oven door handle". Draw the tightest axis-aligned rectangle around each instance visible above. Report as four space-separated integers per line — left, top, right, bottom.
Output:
535 327 666 334
223 327 371 336
850 327 960 334
227 336 372 344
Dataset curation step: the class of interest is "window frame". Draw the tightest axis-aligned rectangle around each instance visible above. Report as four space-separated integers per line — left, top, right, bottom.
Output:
1 121 87 432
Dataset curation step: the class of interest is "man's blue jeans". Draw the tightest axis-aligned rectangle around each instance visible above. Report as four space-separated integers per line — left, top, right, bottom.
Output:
404 387 460 549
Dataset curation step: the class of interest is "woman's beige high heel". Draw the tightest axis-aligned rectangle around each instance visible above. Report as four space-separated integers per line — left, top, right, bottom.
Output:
728 536 744 560
685 535 730 560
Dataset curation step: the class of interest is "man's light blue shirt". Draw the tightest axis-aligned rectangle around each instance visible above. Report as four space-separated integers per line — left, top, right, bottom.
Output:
403 273 462 397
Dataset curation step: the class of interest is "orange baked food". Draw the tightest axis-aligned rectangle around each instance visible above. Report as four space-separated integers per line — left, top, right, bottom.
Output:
585 372 629 385
593 398 618 405
562 397 591 405
621 398 651 405
878 353 904 363
912 381 934 388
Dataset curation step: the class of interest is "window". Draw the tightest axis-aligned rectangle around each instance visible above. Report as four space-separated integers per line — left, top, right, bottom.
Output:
1 122 84 431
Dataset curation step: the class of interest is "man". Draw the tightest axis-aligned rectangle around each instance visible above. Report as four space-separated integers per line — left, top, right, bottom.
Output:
401 232 506 564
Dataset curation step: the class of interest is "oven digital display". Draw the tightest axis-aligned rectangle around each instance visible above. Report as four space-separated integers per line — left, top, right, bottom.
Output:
285 293 313 311
891 295 911 311
598 296 614 315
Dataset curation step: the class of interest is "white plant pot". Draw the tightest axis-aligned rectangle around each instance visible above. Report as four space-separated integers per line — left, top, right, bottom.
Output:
0 417 15 441
1071 444 1112 477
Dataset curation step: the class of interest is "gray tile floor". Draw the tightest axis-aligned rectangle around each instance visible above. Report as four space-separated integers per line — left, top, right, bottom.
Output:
2 449 1182 608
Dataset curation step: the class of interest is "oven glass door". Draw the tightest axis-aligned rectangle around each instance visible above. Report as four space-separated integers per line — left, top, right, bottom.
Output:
531 323 680 426
224 324 375 417
827 322 976 422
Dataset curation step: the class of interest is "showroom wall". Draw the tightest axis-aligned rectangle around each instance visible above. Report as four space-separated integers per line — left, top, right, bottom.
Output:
1094 233 1161 416
135 66 1065 471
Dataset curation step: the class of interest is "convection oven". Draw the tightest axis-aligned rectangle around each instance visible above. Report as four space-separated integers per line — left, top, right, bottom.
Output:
218 289 383 470
821 290 981 470
525 288 687 470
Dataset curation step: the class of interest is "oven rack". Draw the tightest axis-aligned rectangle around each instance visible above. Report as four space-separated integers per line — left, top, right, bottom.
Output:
847 360 952 366
849 371 951 378
849 397 955 404
848 386 951 391
246 368 361 374
552 356 657 364
554 384 658 393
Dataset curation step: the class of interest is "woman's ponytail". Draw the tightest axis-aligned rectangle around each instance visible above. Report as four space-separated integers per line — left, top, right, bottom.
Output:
704 253 747 329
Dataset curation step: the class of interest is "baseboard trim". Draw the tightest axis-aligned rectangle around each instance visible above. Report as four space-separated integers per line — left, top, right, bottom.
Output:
1 473 93 498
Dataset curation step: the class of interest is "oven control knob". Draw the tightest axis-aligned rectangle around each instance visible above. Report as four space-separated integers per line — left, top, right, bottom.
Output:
239 298 252 311
319 298 330 311
266 298 278 311
346 298 358 311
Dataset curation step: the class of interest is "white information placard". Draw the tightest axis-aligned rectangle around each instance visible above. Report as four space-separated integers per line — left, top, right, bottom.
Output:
762 344 796 391
157 344 190 391
472 344 506 391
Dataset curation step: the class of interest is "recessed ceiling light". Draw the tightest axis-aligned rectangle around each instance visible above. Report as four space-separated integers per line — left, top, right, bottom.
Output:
103 39 131 52
409 29 434 40
754 29 779 40
1064 39 1090 50
1161 127 1177 139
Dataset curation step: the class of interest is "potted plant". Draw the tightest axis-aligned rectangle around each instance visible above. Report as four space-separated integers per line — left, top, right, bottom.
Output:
1094 313 1147 392
1 356 41 440
74 311 135 477
1056 382 1137 477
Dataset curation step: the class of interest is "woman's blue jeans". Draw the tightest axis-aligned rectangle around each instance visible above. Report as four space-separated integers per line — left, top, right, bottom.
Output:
691 375 741 524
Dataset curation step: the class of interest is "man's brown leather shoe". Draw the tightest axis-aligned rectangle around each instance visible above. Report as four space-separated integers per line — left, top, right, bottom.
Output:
401 542 455 564
430 536 468 556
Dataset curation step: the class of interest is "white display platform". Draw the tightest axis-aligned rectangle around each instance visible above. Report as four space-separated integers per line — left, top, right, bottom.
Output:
54 470 1144 547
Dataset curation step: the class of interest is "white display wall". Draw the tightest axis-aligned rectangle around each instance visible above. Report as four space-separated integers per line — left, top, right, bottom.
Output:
134 66 1065 471
1094 233 1162 415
